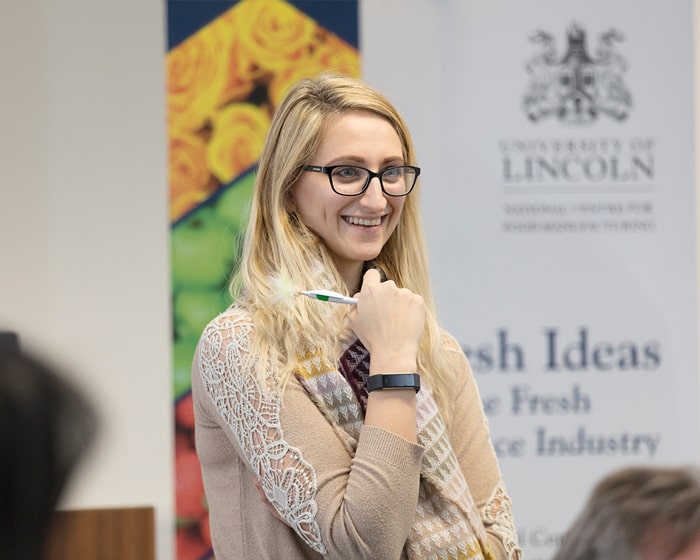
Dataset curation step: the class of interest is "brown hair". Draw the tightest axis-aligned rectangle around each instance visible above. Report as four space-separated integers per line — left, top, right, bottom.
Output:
554 465 700 560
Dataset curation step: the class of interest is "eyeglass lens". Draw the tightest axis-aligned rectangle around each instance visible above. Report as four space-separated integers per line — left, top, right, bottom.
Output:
330 166 416 196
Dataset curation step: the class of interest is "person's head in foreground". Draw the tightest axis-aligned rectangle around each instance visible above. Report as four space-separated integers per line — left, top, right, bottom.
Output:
554 465 700 560
0 333 97 560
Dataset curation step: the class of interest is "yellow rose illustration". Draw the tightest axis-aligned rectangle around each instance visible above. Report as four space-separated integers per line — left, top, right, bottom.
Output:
167 21 230 132
171 189 213 223
210 8 261 108
207 103 271 185
169 129 214 218
311 33 360 77
268 33 360 109
234 0 316 73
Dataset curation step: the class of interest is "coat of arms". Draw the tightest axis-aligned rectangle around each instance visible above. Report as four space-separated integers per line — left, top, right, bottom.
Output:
523 23 632 124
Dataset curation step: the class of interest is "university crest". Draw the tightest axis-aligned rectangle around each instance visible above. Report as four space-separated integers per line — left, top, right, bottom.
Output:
522 23 633 124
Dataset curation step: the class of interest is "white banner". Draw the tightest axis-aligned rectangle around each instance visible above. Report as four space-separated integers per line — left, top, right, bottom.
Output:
364 1 697 559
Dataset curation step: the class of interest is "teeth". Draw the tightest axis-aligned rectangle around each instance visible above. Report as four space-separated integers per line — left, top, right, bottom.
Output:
345 216 381 226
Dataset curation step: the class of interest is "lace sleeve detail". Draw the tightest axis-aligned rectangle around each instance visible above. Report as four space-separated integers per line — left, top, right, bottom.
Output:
481 479 523 560
197 309 328 554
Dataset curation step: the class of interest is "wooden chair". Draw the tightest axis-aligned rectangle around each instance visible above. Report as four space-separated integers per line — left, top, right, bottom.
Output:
44 506 155 560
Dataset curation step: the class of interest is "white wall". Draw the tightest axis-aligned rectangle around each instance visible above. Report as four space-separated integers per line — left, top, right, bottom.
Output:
1 2 698 560
0 1 173 558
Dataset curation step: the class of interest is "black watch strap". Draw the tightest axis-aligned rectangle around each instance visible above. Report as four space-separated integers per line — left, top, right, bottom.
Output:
367 373 421 393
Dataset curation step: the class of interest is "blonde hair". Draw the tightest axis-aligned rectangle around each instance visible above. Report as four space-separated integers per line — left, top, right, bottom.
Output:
231 74 458 422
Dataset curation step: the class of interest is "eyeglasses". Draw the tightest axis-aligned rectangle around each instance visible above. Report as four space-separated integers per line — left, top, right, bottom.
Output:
302 164 420 197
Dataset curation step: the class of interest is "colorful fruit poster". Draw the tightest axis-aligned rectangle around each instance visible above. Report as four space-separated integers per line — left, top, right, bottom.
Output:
166 1 359 558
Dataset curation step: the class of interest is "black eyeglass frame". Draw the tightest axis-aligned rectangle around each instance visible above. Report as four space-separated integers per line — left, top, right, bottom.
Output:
302 164 421 197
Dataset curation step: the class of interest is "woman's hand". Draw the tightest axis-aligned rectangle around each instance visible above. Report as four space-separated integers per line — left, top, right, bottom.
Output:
346 268 425 374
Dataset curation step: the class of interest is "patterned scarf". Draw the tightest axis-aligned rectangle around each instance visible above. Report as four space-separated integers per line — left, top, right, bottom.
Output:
295 339 496 560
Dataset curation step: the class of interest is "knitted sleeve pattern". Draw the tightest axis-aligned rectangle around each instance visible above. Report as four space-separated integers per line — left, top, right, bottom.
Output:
196 308 328 555
482 481 522 560
443 332 523 560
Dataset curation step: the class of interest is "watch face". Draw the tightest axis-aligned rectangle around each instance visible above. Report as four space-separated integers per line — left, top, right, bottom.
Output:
367 373 420 393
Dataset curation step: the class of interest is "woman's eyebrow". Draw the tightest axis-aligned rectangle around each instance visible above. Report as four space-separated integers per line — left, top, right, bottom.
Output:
323 155 405 167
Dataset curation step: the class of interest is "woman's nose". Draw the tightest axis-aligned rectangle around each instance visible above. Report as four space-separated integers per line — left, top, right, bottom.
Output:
358 177 386 208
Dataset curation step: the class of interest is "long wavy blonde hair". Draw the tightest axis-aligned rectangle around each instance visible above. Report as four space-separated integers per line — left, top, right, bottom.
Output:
231 74 458 422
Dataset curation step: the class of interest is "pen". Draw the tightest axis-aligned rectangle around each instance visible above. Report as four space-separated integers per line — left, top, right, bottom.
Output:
299 290 358 305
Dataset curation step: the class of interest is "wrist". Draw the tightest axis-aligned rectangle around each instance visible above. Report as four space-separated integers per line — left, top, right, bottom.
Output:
367 373 421 393
370 356 417 375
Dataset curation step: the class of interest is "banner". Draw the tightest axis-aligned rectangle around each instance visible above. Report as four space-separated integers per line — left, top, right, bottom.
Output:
423 2 698 558
166 2 359 558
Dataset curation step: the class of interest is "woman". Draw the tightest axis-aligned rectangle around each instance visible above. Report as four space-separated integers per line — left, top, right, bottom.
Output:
192 74 522 560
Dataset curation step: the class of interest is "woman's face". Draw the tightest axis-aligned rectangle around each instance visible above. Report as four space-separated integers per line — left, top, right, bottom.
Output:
291 110 407 290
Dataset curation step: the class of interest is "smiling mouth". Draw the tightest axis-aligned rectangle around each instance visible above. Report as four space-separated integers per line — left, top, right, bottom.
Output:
344 216 383 226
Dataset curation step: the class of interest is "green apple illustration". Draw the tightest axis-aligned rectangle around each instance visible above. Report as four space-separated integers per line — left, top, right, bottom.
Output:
173 337 198 400
215 170 256 231
171 205 235 290
174 288 232 341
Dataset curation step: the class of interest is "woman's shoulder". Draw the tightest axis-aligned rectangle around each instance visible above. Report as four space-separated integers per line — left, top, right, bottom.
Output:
437 327 464 355
195 304 259 383
199 303 254 344
435 327 474 384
